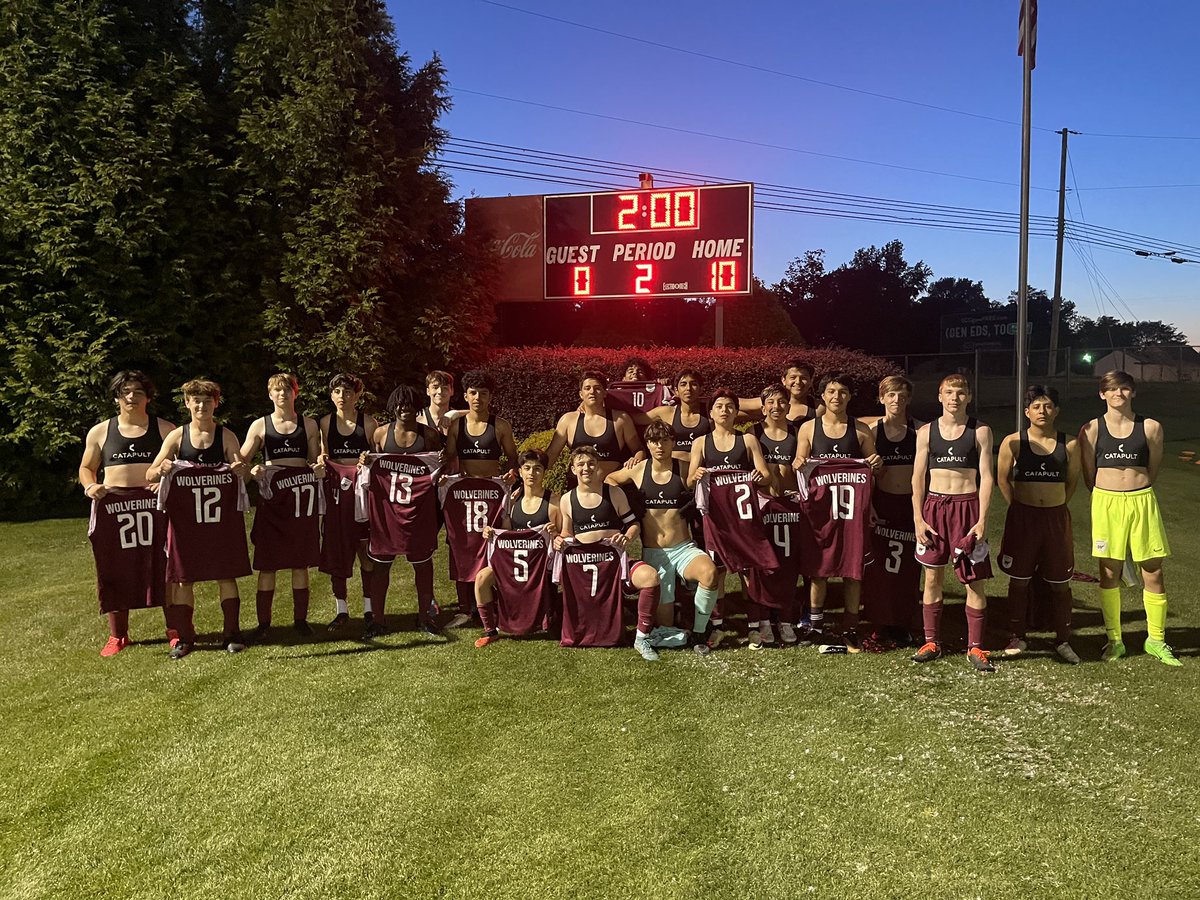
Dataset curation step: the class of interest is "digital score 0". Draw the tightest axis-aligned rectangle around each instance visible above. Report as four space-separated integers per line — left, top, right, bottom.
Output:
543 182 753 300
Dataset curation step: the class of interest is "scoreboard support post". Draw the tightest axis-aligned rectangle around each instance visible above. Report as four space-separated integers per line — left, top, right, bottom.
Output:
715 298 725 349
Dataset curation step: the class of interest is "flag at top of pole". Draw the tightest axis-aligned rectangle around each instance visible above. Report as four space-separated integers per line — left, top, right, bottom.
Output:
1019 0 1038 69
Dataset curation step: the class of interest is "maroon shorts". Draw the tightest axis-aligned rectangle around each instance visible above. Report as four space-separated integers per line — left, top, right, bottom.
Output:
915 492 980 570
998 502 1074 583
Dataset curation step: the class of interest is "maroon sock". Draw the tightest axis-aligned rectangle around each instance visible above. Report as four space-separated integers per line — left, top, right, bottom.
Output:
107 610 129 639
331 576 348 601
966 605 986 649
372 566 392 622
1006 581 1029 638
162 605 180 643
412 559 434 619
1051 588 1073 644
479 600 499 633
455 580 475 615
293 587 310 623
220 595 240 635
922 601 943 644
711 600 724 623
256 589 274 627
842 609 860 634
636 585 660 634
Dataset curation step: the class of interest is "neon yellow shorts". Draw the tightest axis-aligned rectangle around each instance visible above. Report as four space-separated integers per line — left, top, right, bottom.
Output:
1091 486 1170 562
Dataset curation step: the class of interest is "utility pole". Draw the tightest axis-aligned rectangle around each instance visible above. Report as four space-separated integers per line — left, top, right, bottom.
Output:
1015 0 1035 432
1047 128 1079 377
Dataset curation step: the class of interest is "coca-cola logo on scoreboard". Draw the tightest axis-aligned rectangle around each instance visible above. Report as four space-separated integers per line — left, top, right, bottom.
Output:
492 231 540 260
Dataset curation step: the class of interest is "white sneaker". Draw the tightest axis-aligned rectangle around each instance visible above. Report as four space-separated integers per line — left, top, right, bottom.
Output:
778 622 798 645
1055 641 1081 664
633 633 660 661
759 620 776 646
707 626 728 648
747 626 764 650
445 613 472 629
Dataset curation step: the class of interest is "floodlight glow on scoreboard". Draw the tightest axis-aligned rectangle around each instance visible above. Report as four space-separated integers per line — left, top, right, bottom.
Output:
543 183 753 300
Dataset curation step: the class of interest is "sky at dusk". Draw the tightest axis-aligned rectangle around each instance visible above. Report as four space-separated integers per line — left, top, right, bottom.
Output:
395 0 1200 343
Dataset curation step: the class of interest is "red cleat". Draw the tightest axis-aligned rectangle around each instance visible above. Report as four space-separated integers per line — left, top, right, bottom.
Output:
100 636 128 658
474 631 501 648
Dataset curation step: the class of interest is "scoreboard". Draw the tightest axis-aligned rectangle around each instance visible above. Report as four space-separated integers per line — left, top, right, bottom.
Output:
543 183 753 300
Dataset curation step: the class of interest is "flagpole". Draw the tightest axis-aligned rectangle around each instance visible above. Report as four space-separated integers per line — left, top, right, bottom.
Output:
1016 0 1034 432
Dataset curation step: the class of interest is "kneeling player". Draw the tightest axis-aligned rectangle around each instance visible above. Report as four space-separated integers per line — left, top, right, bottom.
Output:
474 450 562 647
556 446 662 661
607 420 719 655
996 385 1082 663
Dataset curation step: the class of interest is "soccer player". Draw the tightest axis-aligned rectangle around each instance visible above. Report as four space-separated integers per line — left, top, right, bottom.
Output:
739 358 822 424
910 373 996 672
556 446 662 661
606 420 720 653
79 370 177 655
419 370 462 434
441 370 520 626
239 373 323 639
643 369 712 463
546 371 646 477
860 375 923 649
1078 370 1178 665
473 449 563 647
364 383 445 638
318 373 379 630
753 384 799 495
620 356 655 382
793 373 881 650
147 379 251 658
996 385 1082 663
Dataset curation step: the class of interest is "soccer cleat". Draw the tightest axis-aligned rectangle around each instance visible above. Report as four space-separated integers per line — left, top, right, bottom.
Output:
777 622 798 645
293 620 313 637
445 612 472 630
817 641 847 654
797 624 823 647
474 630 501 649
100 636 128 658
1101 640 1126 662
747 626 764 650
361 620 385 639
223 632 247 654
966 647 995 673
707 626 728 649
327 613 350 632
1003 637 1028 657
911 642 942 663
168 639 192 660
1055 641 1081 665
1144 638 1183 667
633 634 660 662
417 618 443 638
250 623 270 643
689 632 712 656
843 631 862 654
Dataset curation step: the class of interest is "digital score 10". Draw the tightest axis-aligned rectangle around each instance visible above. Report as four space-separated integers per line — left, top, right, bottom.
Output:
542 183 753 300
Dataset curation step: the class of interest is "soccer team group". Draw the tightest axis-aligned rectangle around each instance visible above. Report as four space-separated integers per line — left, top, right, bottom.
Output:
79 356 1180 671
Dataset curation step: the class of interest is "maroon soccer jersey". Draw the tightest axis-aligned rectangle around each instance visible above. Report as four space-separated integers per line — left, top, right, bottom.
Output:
158 462 252 583
744 493 805 609
695 470 779 574
355 452 441 560
554 539 629 647
605 380 673 416
88 488 167 612
795 458 874 580
863 489 922 627
251 465 324 572
320 461 366 577
440 475 506 581
487 528 556 634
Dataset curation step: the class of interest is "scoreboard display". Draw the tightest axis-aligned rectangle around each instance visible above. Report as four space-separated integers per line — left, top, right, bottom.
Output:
543 183 753 300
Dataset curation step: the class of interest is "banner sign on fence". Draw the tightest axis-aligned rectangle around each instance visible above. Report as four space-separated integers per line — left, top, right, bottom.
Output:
940 310 1032 352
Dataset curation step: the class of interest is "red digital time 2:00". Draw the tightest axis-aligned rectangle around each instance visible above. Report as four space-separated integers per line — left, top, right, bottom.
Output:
591 189 699 233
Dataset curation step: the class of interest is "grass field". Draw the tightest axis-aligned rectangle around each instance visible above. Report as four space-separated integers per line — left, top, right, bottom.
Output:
3 387 1200 899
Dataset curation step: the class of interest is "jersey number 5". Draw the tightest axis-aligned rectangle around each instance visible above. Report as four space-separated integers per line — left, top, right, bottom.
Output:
512 549 529 582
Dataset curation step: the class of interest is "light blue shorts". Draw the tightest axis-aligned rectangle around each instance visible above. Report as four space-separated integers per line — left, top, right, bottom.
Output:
642 542 708 605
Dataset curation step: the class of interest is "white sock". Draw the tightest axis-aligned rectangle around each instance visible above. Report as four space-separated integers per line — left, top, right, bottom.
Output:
363 597 373 613
810 611 824 631
335 597 349 615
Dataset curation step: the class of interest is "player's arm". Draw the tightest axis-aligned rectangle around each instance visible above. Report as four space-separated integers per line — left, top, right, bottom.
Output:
544 414 571 471
791 421 815 470
857 414 883 427
1077 420 1098 491
743 433 771 483
497 417 520 481
604 461 639 488
735 396 763 423
238 418 265 469
617 412 646 469
78 423 108 499
1145 417 1164 483
609 486 641 548
440 420 460 474
1064 435 1082 503
147 428 183 482
306 417 322 466
911 425 934 541
686 436 707 490
369 424 388 453
857 421 881 470
224 428 249 477
995 433 1018 506
318 413 332 460
555 494 575 549
972 424 995 539
547 492 564 535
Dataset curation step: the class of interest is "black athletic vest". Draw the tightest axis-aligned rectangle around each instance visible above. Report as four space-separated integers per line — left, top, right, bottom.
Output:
787 405 817 425
326 413 369 461
510 493 552 530
571 411 622 462
263 415 308 463
101 417 164 467
753 422 798 466
928 418 980 470
1014 429 1069 483
1095 415 1150 469
570 485 622 535
702 432 750 471
384 423 434 454
874 418 917 467
670 405 711 452
179 424 225 464
418 407 445 432
457 415 501 461
639 461 691 511
810 417 861 459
